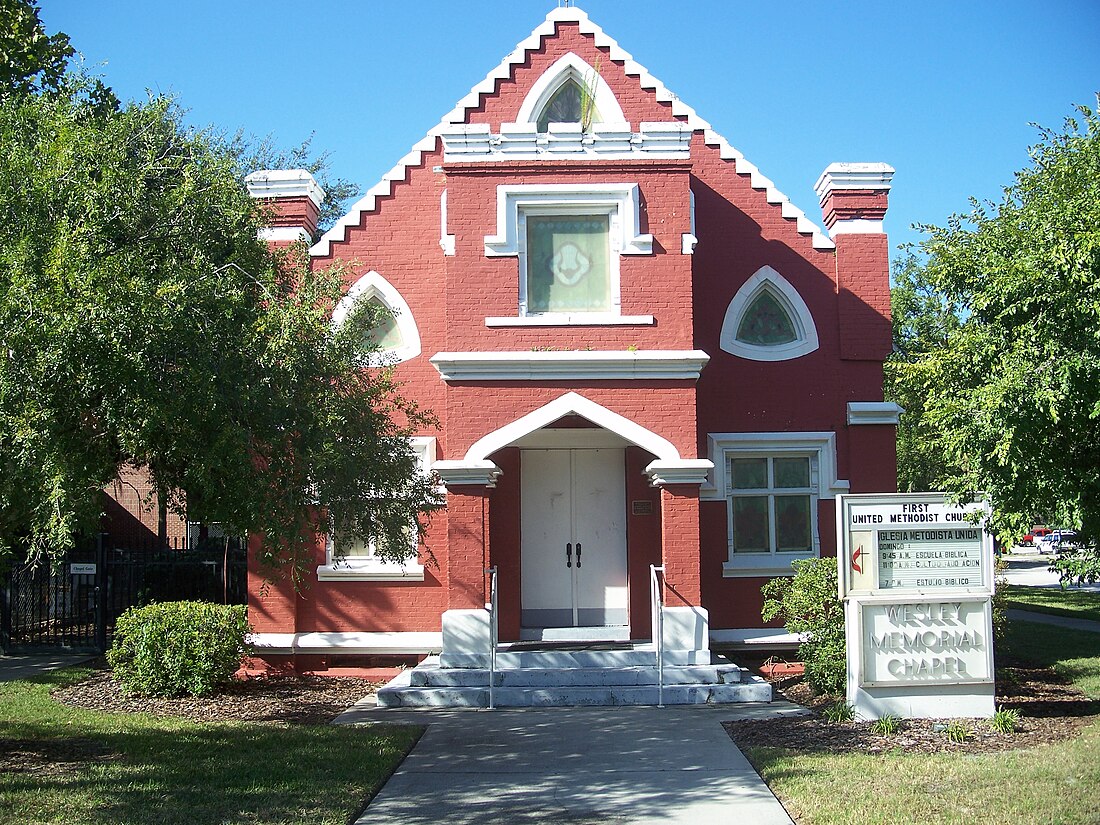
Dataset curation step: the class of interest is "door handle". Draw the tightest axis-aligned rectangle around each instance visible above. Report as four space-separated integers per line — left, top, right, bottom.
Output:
566 542 572 568
576 543 582 568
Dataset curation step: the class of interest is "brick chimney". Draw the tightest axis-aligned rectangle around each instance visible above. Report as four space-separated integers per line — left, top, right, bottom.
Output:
813 163 894 361
245 169 326 246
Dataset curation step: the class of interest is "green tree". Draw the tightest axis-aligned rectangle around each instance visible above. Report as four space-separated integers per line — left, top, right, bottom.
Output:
902 102 1100 578
0 80 441 579
0 0 72 97
885 251 964 493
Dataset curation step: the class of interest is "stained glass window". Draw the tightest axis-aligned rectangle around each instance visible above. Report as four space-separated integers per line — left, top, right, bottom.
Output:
730 455 813 554
736 291 797 345
525 215 611 313
536 77 601 132
363 299 404 351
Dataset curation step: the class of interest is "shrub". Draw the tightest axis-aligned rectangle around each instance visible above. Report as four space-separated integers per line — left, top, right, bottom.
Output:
990 706 1021 734
107 601 250 697
945 719 972 743
761 557 846 695
870 714 901 735
823 700 854 723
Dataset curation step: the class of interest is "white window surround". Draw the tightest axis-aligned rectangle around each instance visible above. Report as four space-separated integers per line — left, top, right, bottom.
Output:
331 270 422 365
484 183 653 320
700 432 849 578
316 436 435 582
485 314 654 327
847 401 904 425
429 349 709 381
719 266 819 362
515 52 627 127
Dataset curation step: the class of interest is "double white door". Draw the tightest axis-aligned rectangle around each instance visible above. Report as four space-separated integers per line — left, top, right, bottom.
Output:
520 449 628 629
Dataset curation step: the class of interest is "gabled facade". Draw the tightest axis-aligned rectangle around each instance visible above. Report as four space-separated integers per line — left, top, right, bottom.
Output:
244 6 899 670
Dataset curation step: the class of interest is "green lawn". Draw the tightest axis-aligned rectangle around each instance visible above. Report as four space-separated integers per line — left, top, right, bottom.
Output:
745 620 1100 825
0 668 421 825
1001 583 1100 623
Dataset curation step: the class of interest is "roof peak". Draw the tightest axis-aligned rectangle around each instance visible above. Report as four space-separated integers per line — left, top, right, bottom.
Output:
310 6 834 257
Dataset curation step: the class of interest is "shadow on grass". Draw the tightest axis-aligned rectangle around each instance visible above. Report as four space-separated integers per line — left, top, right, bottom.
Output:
0 672 423 825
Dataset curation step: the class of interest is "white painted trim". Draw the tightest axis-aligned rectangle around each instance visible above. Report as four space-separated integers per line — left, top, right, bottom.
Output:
681 234 698 255
429 349 709 381
702 431 846 501
710 628 805 648
248 631 442 655
847 401 904 426
719 266 819 362
813 162 895 202
245 169 325 207
440 121 691 162
258 227 311 243
464 391 681 463
331 270 422 364
485 314 654 327
309 6 834 258
440 190 455 256
516 51 627 126
722 556 816 577
484 183 652 256
433 460 502 488
831 219 885 235
645 459 714 486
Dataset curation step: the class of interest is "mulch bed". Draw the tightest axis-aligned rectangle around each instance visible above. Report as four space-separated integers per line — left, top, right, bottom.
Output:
51 660 380 726
724 654 1099 755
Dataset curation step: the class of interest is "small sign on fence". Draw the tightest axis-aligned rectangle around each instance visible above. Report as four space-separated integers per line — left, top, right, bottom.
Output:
70 563 98 576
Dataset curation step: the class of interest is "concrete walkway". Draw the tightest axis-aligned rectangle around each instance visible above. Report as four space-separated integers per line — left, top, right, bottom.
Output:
1008 609 1100 634
0 652 94 682
337 701 804 824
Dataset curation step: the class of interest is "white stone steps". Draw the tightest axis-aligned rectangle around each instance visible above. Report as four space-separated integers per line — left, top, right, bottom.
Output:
376 680 772 709
407 663 745 688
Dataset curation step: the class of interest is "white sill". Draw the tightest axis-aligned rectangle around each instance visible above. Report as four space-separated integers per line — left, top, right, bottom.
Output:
486 314 655 327
723 553 815 578
317 561 425 582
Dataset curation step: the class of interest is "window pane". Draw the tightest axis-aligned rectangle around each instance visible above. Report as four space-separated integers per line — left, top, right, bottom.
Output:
334 534 375 558
736 291 797 345
364 299 404 351
731 458 767 489
732 496 770 552
775 495 812 552
526 215 610 313
537 79 583 131
774 457 810 488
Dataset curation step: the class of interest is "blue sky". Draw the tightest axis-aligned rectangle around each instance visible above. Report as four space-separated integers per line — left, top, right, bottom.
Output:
41 1 1100 262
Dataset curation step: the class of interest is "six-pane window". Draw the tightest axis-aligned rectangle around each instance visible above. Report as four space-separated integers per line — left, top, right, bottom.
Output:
729 455 814 554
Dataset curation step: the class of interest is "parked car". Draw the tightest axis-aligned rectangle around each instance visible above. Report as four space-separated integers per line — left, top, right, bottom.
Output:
1021 527 1053 546
1036 533 1060 554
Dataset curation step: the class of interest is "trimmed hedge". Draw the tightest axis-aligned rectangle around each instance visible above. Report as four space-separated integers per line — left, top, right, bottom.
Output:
107 601 250 697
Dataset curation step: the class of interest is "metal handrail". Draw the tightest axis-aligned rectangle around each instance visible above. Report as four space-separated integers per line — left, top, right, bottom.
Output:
487 566 498 710
650 564 665 708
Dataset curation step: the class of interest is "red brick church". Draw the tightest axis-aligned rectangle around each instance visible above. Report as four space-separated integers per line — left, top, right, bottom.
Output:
243 5 898 692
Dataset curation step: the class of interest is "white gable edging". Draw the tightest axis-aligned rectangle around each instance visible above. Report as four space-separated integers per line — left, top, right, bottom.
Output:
310 6 834 259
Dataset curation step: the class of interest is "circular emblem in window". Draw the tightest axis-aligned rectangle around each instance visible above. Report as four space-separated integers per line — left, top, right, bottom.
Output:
551 242 590 286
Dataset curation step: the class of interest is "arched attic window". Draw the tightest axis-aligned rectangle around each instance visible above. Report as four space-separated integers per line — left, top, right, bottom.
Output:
331 271 421 365
516 52 626 132
720 266 819 361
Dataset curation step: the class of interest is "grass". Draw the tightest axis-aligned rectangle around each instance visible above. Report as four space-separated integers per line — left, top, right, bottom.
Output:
744 620 1100 824
0 668 422 825
1001 583 1100 623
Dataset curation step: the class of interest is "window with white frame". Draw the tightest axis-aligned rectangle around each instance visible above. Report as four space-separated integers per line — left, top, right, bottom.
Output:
702 432 847 577
331 271 422 365
719 266 819 361
316 437 435 582
484 184 653 325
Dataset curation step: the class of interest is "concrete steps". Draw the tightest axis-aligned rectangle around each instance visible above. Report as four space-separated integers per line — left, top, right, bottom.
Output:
377 650 773 708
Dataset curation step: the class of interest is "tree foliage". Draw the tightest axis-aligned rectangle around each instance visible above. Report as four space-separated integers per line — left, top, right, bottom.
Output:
0 58 440 578
892 102 1100 575
0 0 72 97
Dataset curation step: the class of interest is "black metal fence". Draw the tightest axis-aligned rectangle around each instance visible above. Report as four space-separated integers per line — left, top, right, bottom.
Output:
1 534 247 654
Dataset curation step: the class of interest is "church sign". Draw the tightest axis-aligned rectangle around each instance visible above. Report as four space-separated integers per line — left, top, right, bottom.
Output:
837 493 995 719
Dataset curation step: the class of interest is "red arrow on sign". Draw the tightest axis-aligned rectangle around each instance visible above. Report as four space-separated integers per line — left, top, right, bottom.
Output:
852 545 864 575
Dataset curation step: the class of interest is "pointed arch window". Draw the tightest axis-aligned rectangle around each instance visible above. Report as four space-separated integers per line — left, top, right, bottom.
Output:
332 271 422 365
515 53 626 132
720 266 819 361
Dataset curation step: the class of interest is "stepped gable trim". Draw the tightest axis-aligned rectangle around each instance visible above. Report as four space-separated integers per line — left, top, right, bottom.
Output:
310 6 833 259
